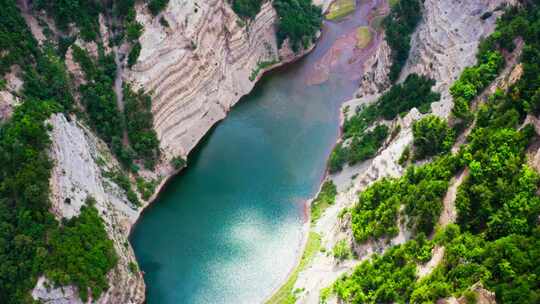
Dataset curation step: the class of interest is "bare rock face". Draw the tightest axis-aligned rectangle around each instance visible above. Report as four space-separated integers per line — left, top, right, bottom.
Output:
127 0 292 159
0 65 23 121
355 39 392 98
401 0 513 118
33 114 145 304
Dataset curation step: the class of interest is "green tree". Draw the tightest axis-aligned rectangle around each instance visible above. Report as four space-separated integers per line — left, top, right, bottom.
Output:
412 115 455 159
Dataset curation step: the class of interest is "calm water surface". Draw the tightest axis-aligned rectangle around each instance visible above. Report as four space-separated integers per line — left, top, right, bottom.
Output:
130 2 381 303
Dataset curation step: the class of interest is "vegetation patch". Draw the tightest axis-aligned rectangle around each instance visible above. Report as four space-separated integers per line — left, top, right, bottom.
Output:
329 74 439 173
355 26 372 49
351 155 460 242
326 0 356 21
34 0 103 41
45 199 118 302
123 84 160 169
231 0 263 19
148 0 170 16
383 0 423 82
311 180 338 223
266 232 322 304
249 59 279 81
327 237 433 303
332 239 353 260
273 0 323 52
412 115 455 160
229 0 322 52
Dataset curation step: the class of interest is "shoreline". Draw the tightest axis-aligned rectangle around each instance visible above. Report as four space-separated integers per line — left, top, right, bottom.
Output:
128 42 318 236
263 0 388 301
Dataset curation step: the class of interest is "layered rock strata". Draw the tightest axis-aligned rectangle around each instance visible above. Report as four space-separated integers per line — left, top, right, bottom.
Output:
128 0 299 159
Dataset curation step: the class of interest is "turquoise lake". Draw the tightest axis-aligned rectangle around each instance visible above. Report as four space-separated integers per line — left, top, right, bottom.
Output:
130 1 381 302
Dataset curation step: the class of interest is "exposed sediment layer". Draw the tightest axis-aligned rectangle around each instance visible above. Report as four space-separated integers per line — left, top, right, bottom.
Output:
128 0 299 160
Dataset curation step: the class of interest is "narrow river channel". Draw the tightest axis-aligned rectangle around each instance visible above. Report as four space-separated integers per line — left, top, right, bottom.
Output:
130 1 383 302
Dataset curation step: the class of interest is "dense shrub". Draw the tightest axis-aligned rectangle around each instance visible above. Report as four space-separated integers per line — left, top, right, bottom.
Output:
332 240 352 260
343 74 439 139
450 51 504 121
412 115 455 159
332 238 433 303
46 199 118 301
351 178 401 242
128 42 141 67
148 0 170 16
123 85 160 169
347 125 389 165
378 74 440 119
230 0 322 50
351 155 460 242
273 0 322 51
231 0 263 19
383 0 423 81
0 99 59 304
34 0 104 41
328 142 347 173
0 0 39 75
330 74 439 173
72 45 124 144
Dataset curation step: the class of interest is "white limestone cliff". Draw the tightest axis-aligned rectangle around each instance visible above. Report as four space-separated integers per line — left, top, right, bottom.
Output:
33 114 145 304
128 0 301 160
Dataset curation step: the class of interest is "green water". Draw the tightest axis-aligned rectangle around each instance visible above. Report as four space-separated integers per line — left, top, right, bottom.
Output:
130 2 380 302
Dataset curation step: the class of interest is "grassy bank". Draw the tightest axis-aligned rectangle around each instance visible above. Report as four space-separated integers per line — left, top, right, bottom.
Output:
266 232 322 304
326 0 356 20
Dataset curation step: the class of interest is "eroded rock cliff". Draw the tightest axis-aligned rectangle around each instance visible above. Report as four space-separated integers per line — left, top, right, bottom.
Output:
128 0 299 159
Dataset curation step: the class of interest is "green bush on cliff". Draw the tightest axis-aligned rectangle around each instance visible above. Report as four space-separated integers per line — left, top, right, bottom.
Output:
0 0 39 75
332 238 433 303
231 0 263 19
329 74 439 173
45 198 118 302
412 115 455 160
351 155 460 242
273 0 323 51
148 0 170 16
123 84 160 169
34 0 104 41
383 0 423 82
229 0 322 50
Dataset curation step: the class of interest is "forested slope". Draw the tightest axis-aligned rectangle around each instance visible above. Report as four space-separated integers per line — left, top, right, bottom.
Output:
321 1 540 303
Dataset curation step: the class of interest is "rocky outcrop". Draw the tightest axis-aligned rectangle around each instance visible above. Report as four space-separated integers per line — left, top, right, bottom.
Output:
128 0 298 159
0 66 22 121
401 0 514 118
355 39 392 99
32 114 145 304
440 283 497 304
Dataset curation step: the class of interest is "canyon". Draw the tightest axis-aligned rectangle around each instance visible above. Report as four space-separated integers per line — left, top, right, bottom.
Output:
0 0 529 303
